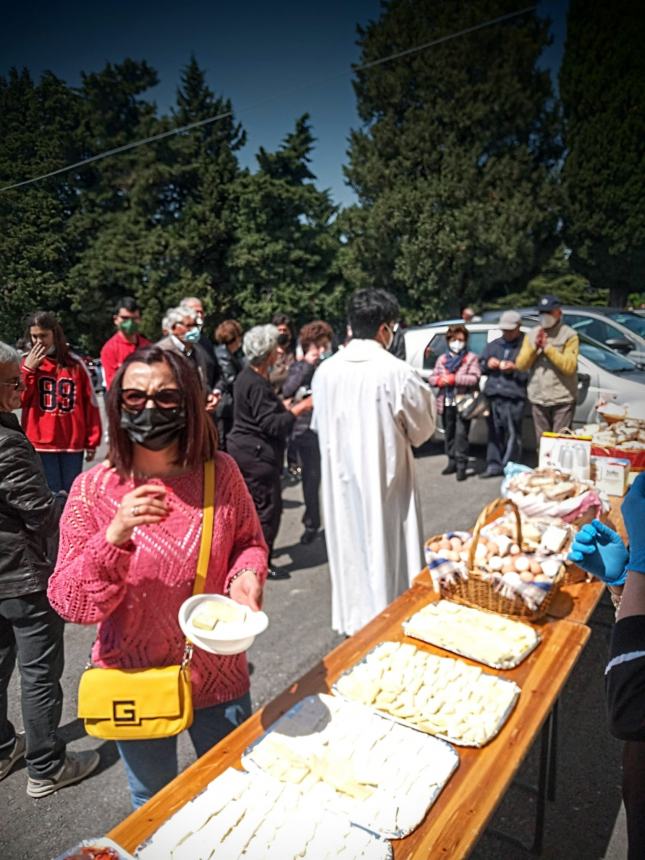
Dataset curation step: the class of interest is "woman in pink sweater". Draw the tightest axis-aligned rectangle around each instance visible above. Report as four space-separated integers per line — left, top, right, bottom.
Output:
429 324 481 482
48 346 268 808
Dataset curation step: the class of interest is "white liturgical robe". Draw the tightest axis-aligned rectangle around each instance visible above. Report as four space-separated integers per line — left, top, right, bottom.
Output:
311 338 436 635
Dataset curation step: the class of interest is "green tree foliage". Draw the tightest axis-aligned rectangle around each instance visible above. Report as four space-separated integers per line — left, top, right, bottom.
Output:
342 0 562 323
0 58 340 349
0 68 85 344
485 246 608 309
228 115 344 325
559 0 645 308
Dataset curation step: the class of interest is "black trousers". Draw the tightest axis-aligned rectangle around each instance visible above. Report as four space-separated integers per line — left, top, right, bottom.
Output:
486 397 525 473
443 405 471 469
227 441 282 558
623 741 645 860
0 590 65 777
294 435 321 531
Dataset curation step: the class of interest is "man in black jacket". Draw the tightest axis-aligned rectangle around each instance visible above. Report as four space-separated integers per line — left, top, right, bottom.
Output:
478 310 528 478
0 342 99 796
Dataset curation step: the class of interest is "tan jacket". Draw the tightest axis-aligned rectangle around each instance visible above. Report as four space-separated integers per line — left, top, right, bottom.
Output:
516 321 579 406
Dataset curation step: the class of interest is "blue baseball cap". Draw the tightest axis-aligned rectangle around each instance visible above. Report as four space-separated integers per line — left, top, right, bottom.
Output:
537 295 562 313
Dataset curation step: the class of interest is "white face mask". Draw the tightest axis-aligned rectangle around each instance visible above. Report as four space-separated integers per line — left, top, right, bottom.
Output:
540 313 557 329
449 340 465 353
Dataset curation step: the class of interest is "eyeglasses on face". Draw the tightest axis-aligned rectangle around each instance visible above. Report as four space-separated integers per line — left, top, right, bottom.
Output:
120 388 183 411
0 378 23 390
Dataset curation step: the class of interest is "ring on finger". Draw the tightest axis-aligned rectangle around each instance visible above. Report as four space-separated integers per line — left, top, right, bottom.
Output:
130 505 140 517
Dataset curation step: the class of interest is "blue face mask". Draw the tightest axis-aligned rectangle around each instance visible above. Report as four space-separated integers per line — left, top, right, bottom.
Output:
183 326 201 344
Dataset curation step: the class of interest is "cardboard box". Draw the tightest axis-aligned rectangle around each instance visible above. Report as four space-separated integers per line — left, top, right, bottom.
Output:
591 456 630 497
539 433 592 481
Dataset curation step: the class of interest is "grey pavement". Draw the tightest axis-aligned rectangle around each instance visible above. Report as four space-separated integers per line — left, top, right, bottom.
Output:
1 430 625 859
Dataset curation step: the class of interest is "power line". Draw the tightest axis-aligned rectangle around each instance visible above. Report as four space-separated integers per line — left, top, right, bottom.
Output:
0 6 536 194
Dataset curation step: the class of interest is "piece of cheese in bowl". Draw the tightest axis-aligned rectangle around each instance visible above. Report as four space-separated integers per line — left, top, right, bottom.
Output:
178 594 269 655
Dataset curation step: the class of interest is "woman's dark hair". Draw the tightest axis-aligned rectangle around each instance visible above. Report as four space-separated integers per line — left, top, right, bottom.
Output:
215 319 243 345
271 312 295 347
23 311 72 366
347 289 399 340
299 320 333 353
106 346 218 475
446 324 469 343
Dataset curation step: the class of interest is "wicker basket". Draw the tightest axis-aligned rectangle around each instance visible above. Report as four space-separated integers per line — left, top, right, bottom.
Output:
437 498 565 621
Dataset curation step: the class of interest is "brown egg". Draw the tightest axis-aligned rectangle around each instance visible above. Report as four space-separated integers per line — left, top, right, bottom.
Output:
429 541 440 553
486 540 499 556
502 559 515 574
534 573 549 583
529 560 542 576
520 571 534 583
438 538 451 551
513 556 530 573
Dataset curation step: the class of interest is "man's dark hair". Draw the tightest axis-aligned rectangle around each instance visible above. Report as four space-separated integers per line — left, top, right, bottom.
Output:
347 289 399 340
113 296 140 316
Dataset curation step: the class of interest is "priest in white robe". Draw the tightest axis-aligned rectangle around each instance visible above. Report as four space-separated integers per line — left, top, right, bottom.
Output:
312 289 436 635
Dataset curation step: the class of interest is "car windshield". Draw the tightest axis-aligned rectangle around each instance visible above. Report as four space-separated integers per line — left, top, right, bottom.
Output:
579 339 638 373
606 311 645 338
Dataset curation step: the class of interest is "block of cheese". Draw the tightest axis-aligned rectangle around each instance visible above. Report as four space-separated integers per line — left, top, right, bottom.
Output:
334 641 519 746
136 767 392 860
241 693 458 839
403 600 539 668
190 599 245 631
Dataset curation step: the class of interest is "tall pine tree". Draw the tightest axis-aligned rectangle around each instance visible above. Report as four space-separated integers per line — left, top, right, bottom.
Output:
342 0 562 321
228 114 342 325
560 0 645 307
0 69 86 344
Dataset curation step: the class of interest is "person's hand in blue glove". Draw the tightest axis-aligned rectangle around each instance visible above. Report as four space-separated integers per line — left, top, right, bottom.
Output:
622 472 645 574
568 519 628 585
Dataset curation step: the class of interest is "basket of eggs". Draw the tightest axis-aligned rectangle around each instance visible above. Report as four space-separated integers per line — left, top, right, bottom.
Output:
424 498 566 621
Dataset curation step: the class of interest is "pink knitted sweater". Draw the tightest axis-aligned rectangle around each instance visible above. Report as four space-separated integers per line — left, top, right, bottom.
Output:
48 453 268 709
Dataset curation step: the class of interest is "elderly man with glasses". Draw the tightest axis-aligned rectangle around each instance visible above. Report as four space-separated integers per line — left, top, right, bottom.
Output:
0 341 99 796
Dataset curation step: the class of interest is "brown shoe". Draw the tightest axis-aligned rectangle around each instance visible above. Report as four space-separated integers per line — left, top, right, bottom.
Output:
27 750 100 798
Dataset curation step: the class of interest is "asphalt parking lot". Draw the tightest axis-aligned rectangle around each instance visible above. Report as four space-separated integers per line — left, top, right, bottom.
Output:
0 435 624 859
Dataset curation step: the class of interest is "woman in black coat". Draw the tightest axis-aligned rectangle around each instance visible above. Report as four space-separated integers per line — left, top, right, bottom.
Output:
227 325 312 578
214 319 245 451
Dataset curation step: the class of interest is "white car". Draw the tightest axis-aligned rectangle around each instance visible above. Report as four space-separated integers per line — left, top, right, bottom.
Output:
404 320 645 448
481 307 645 368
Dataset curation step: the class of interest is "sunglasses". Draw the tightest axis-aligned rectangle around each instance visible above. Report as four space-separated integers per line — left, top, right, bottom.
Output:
121 388 183 411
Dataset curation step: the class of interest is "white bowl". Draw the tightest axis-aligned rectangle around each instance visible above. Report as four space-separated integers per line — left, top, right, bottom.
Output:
178 594 269 655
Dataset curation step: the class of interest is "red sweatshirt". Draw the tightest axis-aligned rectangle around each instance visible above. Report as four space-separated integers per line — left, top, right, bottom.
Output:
100 330 151 389
20 355 102 452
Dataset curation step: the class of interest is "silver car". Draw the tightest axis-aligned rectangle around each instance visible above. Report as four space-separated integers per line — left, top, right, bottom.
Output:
404 320 645 448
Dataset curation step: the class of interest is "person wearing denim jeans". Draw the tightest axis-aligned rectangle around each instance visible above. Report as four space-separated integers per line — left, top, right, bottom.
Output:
116 692 252 808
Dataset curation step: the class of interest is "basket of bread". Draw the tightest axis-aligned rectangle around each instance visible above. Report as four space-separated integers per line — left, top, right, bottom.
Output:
424 498 566 620
581 416 645 471
503 466 603 524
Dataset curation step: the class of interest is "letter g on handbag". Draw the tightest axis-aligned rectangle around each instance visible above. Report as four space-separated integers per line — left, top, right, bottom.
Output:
77 459 215 740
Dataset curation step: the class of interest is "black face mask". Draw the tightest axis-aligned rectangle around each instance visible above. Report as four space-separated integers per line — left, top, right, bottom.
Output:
120 407 186 451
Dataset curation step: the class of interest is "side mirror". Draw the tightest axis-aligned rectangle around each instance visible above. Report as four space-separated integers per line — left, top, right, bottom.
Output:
605 337 633 353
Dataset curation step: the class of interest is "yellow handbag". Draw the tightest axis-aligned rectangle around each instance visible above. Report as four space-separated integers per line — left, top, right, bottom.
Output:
77 459 215 741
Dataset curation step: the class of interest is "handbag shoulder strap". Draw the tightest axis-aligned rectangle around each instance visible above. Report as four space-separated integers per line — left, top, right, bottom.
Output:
193 458 215 597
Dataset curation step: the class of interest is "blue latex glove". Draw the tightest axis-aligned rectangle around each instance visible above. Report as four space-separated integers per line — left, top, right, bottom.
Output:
568 519 628 585
622 472 645 574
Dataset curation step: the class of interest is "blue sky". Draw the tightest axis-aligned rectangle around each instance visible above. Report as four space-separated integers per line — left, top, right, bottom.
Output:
1 1 567 208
